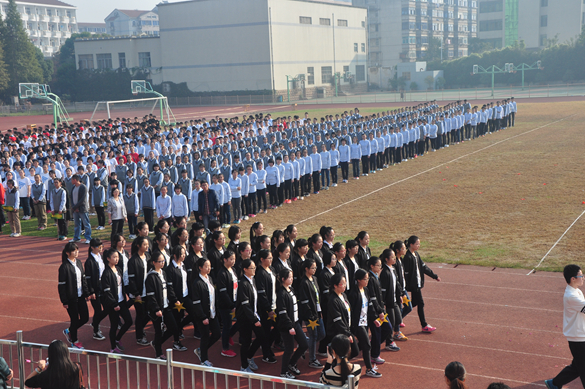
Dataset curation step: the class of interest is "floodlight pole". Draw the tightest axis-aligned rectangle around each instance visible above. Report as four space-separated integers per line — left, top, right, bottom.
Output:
334 72 341 97
285 75 292 102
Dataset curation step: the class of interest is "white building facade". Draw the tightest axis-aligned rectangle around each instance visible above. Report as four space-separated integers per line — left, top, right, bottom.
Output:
77 22 107 35
74 0 368 98
104 9 159 37
0 0 77 57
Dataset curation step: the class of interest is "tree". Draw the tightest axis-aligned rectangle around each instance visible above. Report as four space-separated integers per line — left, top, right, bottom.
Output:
435 76 446 89
397 76 407 90
0 14 8 94
1 0 43 99
409 81 418 91
469 38 493 54
426 37 442 62
424 75 435 90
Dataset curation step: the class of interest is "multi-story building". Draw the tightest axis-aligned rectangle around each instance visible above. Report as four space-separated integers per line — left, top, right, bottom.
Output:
353 0 477 87
104 9 159 37
78 22 107 35
478 0 585 50
0 0 77 57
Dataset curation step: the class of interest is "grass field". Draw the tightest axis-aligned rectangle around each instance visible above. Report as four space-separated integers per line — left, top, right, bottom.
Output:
8 100 585 272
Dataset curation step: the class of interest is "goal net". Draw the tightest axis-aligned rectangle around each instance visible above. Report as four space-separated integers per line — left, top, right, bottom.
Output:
89 96 176 125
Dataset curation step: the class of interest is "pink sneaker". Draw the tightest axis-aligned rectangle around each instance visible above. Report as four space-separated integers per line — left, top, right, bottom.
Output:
422 325 436 333
399 323 405 328
72 342 84 349
221 349 237 357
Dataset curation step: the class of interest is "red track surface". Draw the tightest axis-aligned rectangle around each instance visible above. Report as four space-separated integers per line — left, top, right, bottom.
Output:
0 235 578 388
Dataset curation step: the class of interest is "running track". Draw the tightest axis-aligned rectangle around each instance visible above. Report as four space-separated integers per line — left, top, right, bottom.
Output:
0 235 577 388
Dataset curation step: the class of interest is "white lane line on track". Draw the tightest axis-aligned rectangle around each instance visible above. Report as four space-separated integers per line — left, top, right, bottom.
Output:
429 266 560 278
435 281 559 294
294 113 578 226
0 260 60 267
425 297 562 312
425 317 563 334
1 294 57 300
0 275 53 282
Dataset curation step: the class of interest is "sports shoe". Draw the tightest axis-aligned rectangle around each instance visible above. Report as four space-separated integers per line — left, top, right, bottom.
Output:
115 341 125 351
84 240 91 244
247 358 258 371
422 325 436 333
194 348 202 361
262 356 277 364
544 379 559 389
173 342 187 351
308 360 323 369
156 355 167 360
129 234 136 239
384 342 400 352
202 360 213 367
233 220 240 224
249 214 256 218
72 342 84 350
69 239 81 243
371 357 385 364
136 337 149 346
110 347 123 354
399 323 406 328
243 216 249 220
63 328 72 343
179 333 185 340
9 233 14 237
366 368 382 378
288 364 301 375
281 371 296 379
393 332 408 341
93 331 106 341
221 349 236 357
240 366 254 373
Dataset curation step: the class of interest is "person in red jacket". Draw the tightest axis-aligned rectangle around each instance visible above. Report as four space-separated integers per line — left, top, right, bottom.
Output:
0 182 5 233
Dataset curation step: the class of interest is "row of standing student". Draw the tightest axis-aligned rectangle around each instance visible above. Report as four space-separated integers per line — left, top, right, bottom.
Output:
57 222 440 384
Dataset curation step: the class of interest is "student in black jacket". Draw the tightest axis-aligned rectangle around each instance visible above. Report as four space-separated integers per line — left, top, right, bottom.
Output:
215 250 239 357
236 259 272 372
290 238 308 290
355 231 371 270
251 235 271 263
272 243 292 281
380 249 407 342
255 249 279 361
298 259 325 369
100 248 133 353
192 257 221 366
306 234 324 278
390 240 412 320
128 236 151 345
58 242 91 350
145 252 187 359
348 269 381 378
318 250 337 355
166 246 197 340
326 273 359 360
402 235 441 333
207 230 226 279
276 268 308 379
85 238 107 341
343 240 360 293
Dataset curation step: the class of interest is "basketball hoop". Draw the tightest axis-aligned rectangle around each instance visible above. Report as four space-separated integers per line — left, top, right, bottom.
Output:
132 92 138 96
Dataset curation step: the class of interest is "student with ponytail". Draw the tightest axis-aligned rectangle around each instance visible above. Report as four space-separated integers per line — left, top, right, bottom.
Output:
319 334 361 388
84 238 107 341
283 224 297 252
390 240 411 322
379 249 408 343
249 222 264 253
444 361 467 389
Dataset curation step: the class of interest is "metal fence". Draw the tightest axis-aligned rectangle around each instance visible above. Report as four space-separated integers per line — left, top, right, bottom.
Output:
1 331 353 389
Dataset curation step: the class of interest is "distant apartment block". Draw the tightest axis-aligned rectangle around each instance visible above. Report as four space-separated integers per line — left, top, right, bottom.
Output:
104 9 159 37
78 22 107 34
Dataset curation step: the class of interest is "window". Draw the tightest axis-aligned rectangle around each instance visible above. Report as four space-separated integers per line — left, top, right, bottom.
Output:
479 20 502 31
138 52 151 67
118 53 126 68
299 16 312 24
540 15 547 27
153 21 159 26
361 43 366 52
448 23 454 31
46 9 52 16
354 43 358 52
361 21 365 27
471 12 476 20
471 1 477 7
402 36 416 44
96 54 112 69
420 8 427 16
25 7 31 14
338 19 348 26
471 24 477 32
319 18 330 25
307 67 314 85
448 50 454 57
402 7 416 15
78 54 93 70
402 72 411 80
479 0 503 13
541 0 548 6
67 10 71 17
343 65 349 74
540 34 547 46
321 66 332 84
355 65 365 82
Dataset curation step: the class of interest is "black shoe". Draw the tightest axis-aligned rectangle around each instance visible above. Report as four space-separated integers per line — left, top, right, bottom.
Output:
288 364 301 375
262 356 277 364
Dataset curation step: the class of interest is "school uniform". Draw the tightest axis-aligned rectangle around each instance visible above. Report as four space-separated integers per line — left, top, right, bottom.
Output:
84 253 107 336
348 286 374 370
255 266 279 357
140 185 156 232
128 253 151 341
402 250 439 328
276 286 308 375
298 275 325 363
58 258 90 344
101 265 133 350
216 265 239 350
31 181 47 229
326 292 359 359
192 272 221 362
145 269 179 357
368 270 393 358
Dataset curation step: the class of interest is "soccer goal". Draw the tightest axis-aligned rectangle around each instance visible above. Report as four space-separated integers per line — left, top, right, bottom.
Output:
89 80 177 125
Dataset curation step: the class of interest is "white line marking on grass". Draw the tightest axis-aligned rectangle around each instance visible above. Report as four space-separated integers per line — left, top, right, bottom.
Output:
425 297 562 312
527 208 585 275
294 114 577 226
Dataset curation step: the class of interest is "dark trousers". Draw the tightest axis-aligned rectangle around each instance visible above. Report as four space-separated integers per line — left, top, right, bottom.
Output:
248 192 257 215
0 207 5 230
107 300 133 349
195 315 221 362
95 206 105 227
278 185 284 205
143 208 154 232
152 308 179 357
284 179 292 200
510 112 515 126
312 171 320 192
303 173 312 194
222 203 231 223
417 140 425 156
369 320 392 358
128 215 137 235
369 154 376 172
219 307 240 350
231 198 241 221
292 179 300 198
395 148 402 163
241 195 248 216
352 159 360 177
259 311 278 357
66 298 89 343
267 184 278 206
57 218 68 237
387 305 402 338
354 326 372 370
90 297 107 333
134 298 149 340
340 162 349 180
20 197 31 216
410 288 427 327
320 169 330 187
175 296 197 334
280 321 308 374
553 341 585 388
361 156 369 174
111 219 124 240
330 165 338 184
239 319 270 368
30 198 36 217
257 189 267 211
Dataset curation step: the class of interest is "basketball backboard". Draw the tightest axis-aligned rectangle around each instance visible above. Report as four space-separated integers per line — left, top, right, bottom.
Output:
131 80 153 94
19 83 46 99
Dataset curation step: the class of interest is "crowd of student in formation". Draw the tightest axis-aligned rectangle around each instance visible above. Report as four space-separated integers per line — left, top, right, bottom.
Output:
58 221 441 385
0 97 516 241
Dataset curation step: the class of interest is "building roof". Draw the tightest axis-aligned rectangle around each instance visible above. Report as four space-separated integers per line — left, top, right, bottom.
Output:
116 9 155 18
77 22 106 27
5 0 76 8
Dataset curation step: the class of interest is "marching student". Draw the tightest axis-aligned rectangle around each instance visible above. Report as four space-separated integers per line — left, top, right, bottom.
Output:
145 251 187 360
166 246 197 341
326 273 359 360
318 250 338 355
402 235 441 333
276 268 308 379
290 238 309 290
84 239 107 341
379 249 407 343
390 240 411 321
355 231 371 270
100 248 133 354
59 242 90 350
215 250 239 358
128 236 151 346
299 259 325 369
255 249 279 361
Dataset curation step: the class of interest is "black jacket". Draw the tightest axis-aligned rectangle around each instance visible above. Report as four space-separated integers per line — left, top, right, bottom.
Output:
402 251 438 292
380 264 403 308
127 253 150 297
290 253 304 290
343 256 360 290
255 265 277 313
207 246 225 279
216 266 237 310
145 269 177 316
276 287 299 332
317 267 335 315
165 261 190 300
355 245 371 270
306 249 323 278
348 287 374 332
84 254 102 297
192 274 216 322
58 259 89 304
326 292 352 337
272 257 291 286
367 271 386 317
298 275 321 322
101 265 126 311
236 276 259 324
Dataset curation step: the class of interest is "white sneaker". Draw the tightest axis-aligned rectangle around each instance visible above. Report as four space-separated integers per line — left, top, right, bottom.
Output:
9 233 15 237
12 233 21 237
129 234 136 239
84 240 91 244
